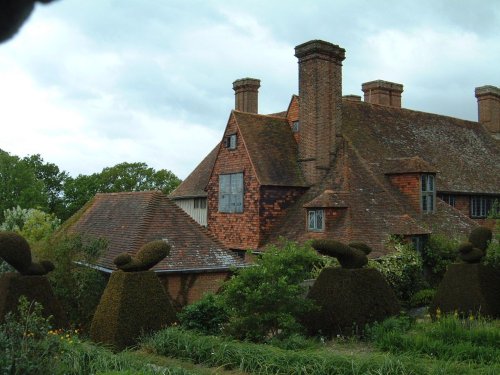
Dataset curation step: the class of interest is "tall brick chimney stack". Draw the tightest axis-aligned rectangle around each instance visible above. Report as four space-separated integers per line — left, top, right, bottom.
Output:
475 85 500 140
295 40 346 185
362 80 403 108
233 78 260 114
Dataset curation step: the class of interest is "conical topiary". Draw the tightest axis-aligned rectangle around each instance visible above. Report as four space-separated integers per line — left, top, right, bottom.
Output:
90 240 176 350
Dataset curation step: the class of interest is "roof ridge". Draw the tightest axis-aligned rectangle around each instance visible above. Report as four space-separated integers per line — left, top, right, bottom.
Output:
133 191 163 251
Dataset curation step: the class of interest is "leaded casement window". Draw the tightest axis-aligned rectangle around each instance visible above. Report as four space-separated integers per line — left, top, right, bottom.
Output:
307 209 324 231
411 235 428 253
219 173 244 213
421 174 435 213
438 193 456 207
224 134 237 150
292 121 300 132
470 196 498 218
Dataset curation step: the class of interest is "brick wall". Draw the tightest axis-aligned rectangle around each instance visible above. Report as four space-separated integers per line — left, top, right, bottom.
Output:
160 271 230 311
287 96 300 143
207 113 261 249
259 186 307 241
388 174 421 211
453 195 470 217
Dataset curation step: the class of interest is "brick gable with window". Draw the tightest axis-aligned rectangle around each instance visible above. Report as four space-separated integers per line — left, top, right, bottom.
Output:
207 113 262 250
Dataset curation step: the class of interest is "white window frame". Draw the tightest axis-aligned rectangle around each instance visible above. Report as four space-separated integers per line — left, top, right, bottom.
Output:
421 174 435 213
219 173 244 213
225 134 237 150
470 196 498 218
292 121 300 133
307 209 324 231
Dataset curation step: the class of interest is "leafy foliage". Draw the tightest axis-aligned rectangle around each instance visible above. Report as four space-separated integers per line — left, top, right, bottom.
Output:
178 293 229 336
422 234 459 277
35 235 108 329
221 240 322 341
0 150 47 221
483 227 500 269
62 162 181 219
0 296 58 374
369 239 427 302
1 206 60 243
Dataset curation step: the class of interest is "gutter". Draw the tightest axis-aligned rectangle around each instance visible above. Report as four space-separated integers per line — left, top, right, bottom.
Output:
75 261 247 275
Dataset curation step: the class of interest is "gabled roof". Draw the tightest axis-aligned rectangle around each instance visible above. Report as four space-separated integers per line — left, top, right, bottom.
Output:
169 143 219 199
232 110 306 187
265 142 477 256
342 100 500 194
66 191 246 272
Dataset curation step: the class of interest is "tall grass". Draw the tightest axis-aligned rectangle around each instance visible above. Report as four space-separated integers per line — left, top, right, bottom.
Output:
141 326 499 375
370 315 500 365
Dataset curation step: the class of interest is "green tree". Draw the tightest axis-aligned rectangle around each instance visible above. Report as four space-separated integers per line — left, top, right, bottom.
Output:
23 154 68 219
0 150 47 221
1 206 60 243
221 240 322 342
62 162 181 219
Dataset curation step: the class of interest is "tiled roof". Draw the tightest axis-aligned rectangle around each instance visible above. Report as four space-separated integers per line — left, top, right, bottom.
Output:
342 100 500 194
233 111 306 187
66 191 246 272
169 143 219 198
265 142 476 256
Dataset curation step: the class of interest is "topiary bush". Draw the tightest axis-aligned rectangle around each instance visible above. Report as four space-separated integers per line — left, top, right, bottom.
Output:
303 267 400 337
0 231 54 275
114 240 170 272
90 269 176 350
311 239 369 269
468 226 493 251
429 263 500 318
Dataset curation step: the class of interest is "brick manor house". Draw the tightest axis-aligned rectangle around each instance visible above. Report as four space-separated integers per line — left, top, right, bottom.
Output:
171 39 500 257
67 39 499 305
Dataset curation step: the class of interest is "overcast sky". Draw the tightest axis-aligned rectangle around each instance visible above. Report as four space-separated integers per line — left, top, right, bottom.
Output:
1 0 499 179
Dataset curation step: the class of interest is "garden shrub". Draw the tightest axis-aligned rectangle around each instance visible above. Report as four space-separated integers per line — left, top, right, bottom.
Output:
429 263 500 318
0 231 54 275
221 239 322 342
114 240 170 272
0 272 67 327
311 239 369 268
90 269 176 350
0 296 59 374
483 222 500 269
178 293 228 335
369 239 427 302
303 267 400 337
468 226 493 251
421 234 459 281
408 288 436 308
35 234 108 329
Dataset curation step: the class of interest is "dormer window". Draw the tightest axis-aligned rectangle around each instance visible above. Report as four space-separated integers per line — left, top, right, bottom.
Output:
421 174 435 213
307 209 324 231
292 121 300 132
225 134 237 150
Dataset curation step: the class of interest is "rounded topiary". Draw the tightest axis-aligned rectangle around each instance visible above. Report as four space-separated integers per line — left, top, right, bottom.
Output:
114 240 170 272
90 269 176 350
348 242 373 255
458 242 484 263
430 263 500 318
311 239 368 269
303 267 400 337
0 231 54 275
468 226 492 252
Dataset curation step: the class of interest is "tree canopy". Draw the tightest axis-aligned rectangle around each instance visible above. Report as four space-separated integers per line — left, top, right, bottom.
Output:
0 149 182 221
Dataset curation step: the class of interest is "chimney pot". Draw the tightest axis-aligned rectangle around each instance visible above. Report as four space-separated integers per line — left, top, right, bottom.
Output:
475 85 500 139
233 78 260 113
362 80 403 108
